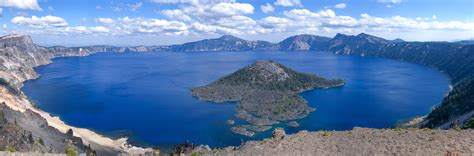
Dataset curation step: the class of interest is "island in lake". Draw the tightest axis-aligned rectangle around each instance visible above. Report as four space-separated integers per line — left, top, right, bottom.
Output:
192 60 344 136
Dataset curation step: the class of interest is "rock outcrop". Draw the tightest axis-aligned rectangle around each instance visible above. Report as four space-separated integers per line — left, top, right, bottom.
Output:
0 102 94 154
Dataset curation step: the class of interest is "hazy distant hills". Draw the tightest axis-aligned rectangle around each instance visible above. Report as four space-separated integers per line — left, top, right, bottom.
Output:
168 35 279 52
45 33 409 53
455 40 474 45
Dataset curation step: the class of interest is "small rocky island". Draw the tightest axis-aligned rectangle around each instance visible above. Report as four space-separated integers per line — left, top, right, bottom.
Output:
192 60 344 136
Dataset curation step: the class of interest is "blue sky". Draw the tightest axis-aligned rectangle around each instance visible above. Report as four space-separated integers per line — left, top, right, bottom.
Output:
0 0 473 46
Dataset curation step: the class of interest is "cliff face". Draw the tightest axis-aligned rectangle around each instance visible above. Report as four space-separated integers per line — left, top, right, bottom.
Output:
0 34 95 154
0 34 55 89
278 34 331 51
0 34 152 155
327 33 474 128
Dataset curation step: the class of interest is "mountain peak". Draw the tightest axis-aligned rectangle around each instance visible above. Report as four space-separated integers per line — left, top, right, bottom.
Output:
357 33 371 37
248 60 289 81
0 33 35 50
393 38 405 43
334 33 349 39
218 35 243 41
0 33 32 41
279 34 331 51
356 33 389 44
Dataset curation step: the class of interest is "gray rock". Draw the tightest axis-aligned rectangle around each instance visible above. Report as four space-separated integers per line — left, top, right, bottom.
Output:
227 120 235 125
272 128 285 139
241 125 272 132
230 126 255 137
287 121 300 127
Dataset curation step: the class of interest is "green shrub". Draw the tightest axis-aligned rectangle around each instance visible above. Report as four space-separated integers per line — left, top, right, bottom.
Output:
462 118 474 129
65 146 77 156
39 138 45 146
6 146 16 152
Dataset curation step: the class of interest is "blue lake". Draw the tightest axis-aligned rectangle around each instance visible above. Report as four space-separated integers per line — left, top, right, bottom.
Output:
23 51 449 149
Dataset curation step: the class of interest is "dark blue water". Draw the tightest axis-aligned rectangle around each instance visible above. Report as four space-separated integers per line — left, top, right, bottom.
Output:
23 51 449 149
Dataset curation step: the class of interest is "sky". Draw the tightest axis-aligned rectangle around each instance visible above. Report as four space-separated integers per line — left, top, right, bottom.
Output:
0 0 473 46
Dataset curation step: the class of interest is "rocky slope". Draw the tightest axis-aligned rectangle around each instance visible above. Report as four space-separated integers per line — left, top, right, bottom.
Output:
200 127 474 155
278 34 331 51
192 60 344 136
0 34 154 155
327 33 474 128
0 102 94 154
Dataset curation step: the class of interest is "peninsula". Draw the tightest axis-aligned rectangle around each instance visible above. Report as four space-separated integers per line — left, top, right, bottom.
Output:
192 60 344 136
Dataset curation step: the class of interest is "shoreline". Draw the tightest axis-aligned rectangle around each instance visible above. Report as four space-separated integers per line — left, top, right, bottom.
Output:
0 44 154 154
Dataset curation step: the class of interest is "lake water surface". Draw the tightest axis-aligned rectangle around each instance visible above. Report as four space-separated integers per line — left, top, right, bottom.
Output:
23 51 449 149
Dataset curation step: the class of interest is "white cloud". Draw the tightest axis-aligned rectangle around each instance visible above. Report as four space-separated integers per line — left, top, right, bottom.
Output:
386 5 393 8
66 26 110 34
257 8 474 36
274 0 302 7
149 0 193 3
171 1 254 20
334 3 346 9
359 13 474 31
95 18 114 24
128 2 142 11
7 5 474 42
0 8 3 17
93 17 190 35
161 9 192 21
110 2 143 12
47 6 54 11
284 9 336 20
259 16 290 31
207 2 254 17
261 3 275 13
0 0 42 11
377 0 401 4
11 15 68 28
150 0 236 4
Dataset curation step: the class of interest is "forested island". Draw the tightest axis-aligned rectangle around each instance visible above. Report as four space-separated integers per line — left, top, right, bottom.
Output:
192 60 344 136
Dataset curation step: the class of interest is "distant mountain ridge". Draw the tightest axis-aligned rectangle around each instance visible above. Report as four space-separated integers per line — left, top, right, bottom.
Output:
167 35 279 52
278 34 331 51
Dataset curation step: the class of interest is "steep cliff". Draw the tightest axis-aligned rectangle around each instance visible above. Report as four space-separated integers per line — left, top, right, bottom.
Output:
0 34 153 155
327 33 474 128
278 34 331 51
